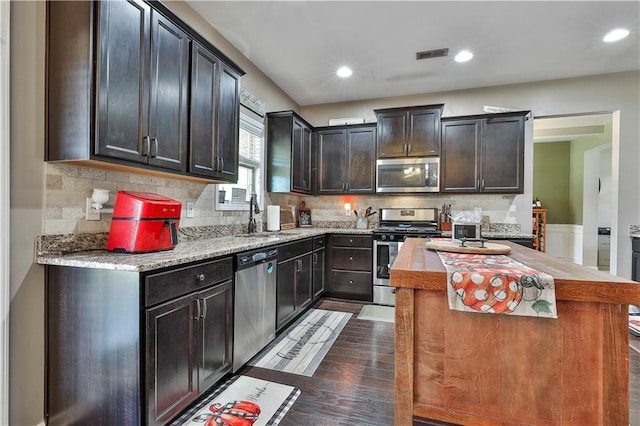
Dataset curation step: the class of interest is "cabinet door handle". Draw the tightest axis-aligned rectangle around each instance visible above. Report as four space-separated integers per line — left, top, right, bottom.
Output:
142 136 150 156
201 298 207 319
219 157 224 172
313 253 318 264
349 280 354 284
345 182 350 191
194 299 200 321
349 256 353 261
481 179 485 189
295 259 302 272
150 137 158 158
197 273 205 282
349 239 353 244
407 143 411 155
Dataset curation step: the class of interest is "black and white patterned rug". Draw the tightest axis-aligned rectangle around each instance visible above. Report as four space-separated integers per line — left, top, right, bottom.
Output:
172 375 300 426
249 308 351 376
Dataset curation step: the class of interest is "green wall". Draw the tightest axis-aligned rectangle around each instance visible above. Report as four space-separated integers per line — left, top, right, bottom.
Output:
533 142 571 224
534 120 612 225
569 121 612 224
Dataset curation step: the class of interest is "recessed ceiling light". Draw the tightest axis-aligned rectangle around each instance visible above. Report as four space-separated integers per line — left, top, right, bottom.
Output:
603 28 630 42
336 66 352 78
454 50 473 63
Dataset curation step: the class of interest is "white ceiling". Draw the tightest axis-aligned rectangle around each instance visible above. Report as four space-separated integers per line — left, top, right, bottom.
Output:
185 1 639 106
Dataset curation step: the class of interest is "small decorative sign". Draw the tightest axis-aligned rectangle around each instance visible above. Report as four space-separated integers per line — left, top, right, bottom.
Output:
297 201 312 227
240 88 266 117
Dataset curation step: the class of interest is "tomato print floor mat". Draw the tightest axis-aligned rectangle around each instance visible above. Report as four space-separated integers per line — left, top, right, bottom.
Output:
171 375 300 426
438 252 557 319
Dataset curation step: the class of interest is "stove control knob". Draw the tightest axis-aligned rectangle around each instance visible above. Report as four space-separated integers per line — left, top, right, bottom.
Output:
390 235 395 241
380 234 386 241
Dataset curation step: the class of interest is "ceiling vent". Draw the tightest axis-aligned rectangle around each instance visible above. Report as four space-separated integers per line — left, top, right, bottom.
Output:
416 48 449 60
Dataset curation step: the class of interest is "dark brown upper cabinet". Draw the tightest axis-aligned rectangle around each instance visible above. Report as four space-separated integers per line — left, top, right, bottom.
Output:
441 111 528 193
375 105 443 158
46 0 244 183
189 42 240 182
315 124 376 194
267 111 313 194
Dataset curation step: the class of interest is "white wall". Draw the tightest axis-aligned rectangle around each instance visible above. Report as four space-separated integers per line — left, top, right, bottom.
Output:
10 2 46 425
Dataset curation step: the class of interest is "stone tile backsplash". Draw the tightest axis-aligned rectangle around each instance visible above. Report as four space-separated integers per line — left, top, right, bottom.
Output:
42 163 525 236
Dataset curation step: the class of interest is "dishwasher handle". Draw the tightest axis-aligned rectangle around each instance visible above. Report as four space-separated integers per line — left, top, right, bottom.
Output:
252 252 267 262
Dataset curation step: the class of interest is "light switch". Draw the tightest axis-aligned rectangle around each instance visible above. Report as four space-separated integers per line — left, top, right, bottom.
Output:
186 201 195 218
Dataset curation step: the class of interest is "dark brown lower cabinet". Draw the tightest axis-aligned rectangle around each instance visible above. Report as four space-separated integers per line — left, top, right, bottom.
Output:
146 280 232 426
46 257 233 426
326 234 372 301
276 239 313 331
312 236 326 298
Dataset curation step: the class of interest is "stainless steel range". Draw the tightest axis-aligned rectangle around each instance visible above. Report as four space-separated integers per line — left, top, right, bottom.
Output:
372 208 441 306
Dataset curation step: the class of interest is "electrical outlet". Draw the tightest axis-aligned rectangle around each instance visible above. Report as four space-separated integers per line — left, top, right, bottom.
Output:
86 198 100 221
186 201 195 218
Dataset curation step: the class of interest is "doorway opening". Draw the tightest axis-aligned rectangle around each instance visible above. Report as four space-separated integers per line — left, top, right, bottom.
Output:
532 111 618 272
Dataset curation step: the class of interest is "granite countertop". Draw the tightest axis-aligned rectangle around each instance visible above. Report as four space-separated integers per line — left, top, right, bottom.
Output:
35 228 372 272
630 225 640 238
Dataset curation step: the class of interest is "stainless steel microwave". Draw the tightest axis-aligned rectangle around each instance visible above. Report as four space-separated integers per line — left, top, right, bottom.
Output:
376 157 440 193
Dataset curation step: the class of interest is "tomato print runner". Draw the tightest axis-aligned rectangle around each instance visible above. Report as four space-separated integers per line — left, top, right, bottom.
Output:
438 252 557 318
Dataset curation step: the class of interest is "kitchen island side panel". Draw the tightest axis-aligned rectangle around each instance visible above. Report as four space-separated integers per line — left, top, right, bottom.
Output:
46 266 141 426
393 238 637 425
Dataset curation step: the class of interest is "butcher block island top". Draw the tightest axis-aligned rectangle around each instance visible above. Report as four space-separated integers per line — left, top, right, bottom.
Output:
391 238 640 426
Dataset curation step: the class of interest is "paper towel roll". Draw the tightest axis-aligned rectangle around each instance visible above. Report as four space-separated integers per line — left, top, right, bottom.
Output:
266 205 280 231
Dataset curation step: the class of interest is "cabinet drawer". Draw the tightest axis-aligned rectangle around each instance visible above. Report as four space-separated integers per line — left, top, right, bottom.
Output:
330 271 372 298
145 257 233 307
331 234 371 248
332 247 372 272
313 236 325 250
278 238 313 261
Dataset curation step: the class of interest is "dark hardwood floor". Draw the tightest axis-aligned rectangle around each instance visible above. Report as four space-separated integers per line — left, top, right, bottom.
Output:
239 299 640 425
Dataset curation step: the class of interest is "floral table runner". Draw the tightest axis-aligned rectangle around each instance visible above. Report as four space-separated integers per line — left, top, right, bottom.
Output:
437 252 557 318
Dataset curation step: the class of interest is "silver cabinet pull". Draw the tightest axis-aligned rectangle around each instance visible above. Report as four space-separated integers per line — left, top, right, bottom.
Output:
194 299 200 320
142 136 150 156
197 273 205 282
219 157 224 172
313 253 318 264
150 137 158 158
201 298 207 319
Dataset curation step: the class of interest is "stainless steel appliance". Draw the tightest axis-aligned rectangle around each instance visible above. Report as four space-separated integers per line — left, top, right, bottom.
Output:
373 208 441 305
233 247 278 372
376 157 440 193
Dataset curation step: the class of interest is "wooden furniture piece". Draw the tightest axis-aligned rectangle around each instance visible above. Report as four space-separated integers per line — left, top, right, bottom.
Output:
533 208 547 252
266 111 313 194
441 111 528 193
315 124 377 194
46 257 234 426
46 0 243 184
392 238 640 426
375 104 443 158
326 234 373 301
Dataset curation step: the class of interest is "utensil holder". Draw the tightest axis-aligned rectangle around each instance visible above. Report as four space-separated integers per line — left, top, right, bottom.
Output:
356 217 368 229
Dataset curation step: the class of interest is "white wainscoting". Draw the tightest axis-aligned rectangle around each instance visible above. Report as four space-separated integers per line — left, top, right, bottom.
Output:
546 224 583 265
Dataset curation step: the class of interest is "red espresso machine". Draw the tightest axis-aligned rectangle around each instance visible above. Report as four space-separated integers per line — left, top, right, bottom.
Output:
106 191 182 253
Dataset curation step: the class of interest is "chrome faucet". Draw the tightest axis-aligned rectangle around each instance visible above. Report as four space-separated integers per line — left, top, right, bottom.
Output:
248 193 261 234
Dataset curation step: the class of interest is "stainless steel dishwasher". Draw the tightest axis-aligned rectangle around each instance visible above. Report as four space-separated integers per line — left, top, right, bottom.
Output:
233 247 278 372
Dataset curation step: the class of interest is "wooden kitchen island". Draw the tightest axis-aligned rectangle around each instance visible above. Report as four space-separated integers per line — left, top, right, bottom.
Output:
391 238 640 425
